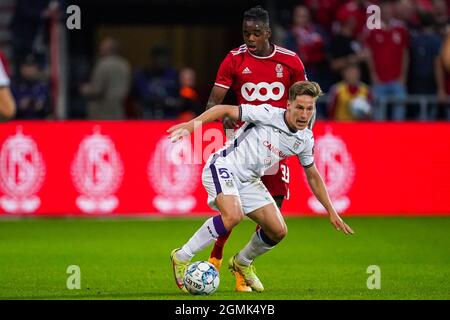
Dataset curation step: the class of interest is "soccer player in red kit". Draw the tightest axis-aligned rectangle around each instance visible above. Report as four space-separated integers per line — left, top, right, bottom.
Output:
205 6 308 291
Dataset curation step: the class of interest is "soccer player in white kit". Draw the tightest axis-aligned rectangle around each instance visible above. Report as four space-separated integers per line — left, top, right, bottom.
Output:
207 8 310 291
170 81 353 292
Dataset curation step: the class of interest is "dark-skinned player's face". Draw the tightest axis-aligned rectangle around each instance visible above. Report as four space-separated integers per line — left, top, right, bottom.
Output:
242 20 271 55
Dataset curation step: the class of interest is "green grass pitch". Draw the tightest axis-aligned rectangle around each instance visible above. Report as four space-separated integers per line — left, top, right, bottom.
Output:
0 216 449 300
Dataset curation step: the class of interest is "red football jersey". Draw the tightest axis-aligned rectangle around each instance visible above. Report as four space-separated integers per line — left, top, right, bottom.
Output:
213 44 307 198
214 44 307 109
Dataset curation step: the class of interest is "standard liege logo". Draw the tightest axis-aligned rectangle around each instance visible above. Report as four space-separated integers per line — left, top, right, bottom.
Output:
71 126 124 214
0 127 45 213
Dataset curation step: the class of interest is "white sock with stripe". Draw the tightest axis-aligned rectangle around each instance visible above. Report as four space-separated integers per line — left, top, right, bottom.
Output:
236 229 276 266
176 216 227 262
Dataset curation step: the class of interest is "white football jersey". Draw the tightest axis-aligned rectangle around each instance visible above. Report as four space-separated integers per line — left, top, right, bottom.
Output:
209 104 314 182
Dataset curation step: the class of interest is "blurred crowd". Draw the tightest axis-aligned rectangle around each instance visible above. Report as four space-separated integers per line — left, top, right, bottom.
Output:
1 0 449 122
76 39 202 121
277 0 450 121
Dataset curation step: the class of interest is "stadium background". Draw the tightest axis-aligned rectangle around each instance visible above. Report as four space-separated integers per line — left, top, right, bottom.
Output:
0 0 449 300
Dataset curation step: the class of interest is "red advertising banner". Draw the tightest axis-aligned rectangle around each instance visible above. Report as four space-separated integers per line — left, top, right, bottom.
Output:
0 121 449 216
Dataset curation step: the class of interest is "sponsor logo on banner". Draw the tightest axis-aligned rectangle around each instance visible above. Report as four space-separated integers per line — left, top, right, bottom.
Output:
148 136 200 213
0 127 45 213
308 128 355 214
71 126 124 214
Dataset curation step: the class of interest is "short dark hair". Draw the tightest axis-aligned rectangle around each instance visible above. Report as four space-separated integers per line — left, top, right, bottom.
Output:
289 81 323 101
243 5 270 26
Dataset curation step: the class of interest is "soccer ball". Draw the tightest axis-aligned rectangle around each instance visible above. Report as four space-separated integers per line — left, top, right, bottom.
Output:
183 261 220 295
349 96 372 119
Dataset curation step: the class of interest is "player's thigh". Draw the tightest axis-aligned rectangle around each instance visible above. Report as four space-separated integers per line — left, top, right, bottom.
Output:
239 180 287 237
238 179 274 215
202 164 244 228
214 193 244 228
247 202 287 240
202 164 238 208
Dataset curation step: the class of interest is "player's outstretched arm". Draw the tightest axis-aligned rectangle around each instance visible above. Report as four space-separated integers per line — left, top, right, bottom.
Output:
304 163 354 235
167 104 240 142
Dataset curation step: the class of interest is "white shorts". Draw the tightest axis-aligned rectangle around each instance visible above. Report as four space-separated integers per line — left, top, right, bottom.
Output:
202 161 275 215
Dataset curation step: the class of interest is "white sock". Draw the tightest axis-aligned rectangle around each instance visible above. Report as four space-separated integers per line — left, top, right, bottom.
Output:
236 231 275 266
176 217 221 262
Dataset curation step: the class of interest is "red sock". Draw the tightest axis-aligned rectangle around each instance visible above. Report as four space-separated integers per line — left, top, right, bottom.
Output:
210 230 232 260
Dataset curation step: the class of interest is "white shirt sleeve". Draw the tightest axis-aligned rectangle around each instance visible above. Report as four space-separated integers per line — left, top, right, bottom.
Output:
240 103 278 125
298 134 314 167
0 62 10 87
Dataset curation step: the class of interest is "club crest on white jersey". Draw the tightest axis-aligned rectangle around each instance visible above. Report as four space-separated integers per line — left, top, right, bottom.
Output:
0 127 45 213
241 82 285 102
307 128 355 214
71 126 124 214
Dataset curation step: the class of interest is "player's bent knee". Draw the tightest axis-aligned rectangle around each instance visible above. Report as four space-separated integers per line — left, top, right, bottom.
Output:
273 230 287 243
215 194 243 230
280 224 288 240
270 224 288 243
221 212 243 230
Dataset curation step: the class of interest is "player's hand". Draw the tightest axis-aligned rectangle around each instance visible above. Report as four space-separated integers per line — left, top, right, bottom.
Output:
329 212 354 235
167 121 193 143
222 117 238 130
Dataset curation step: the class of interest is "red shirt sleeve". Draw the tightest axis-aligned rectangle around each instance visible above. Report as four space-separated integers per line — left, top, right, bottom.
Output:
291 54 308 82
214 53 234 89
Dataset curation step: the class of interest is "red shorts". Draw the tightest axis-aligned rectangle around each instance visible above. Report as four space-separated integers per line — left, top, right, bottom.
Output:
261 157 290 198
